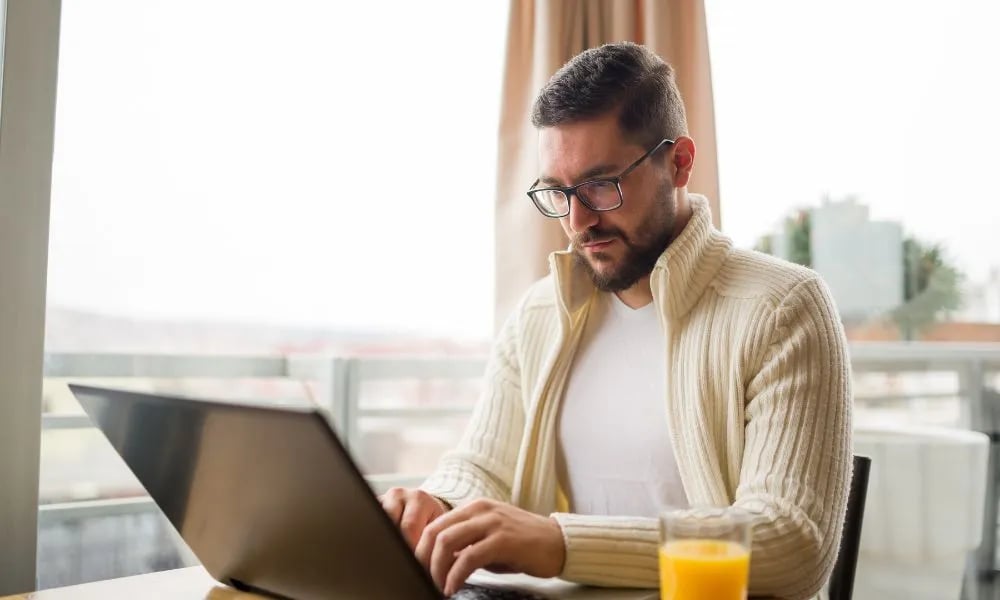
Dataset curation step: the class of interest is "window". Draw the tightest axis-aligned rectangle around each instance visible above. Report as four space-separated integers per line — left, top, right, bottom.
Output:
42 1 506 587
707 1 1000 340
707 3 1000 597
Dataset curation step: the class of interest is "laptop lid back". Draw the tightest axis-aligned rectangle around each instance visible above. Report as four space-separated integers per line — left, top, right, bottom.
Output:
70 384 441 600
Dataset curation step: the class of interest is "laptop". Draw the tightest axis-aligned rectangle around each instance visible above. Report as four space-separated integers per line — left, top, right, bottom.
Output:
69 384 657 600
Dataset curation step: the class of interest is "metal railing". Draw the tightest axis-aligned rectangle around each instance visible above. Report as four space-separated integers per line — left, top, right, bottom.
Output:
39 353 486 523
38 343 1000 527
849 342 1000 428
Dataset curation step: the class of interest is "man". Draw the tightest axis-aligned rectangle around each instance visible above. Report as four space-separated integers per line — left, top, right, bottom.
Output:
381 42 851 600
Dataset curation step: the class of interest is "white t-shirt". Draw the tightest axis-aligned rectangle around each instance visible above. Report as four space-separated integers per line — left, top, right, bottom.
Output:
556 292 688 518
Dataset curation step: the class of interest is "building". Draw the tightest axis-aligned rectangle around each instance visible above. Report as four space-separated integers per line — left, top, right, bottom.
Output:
769 197 905 322
808 197 904 322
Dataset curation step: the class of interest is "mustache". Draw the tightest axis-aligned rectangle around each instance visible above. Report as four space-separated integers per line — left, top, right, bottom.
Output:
574 227 625 247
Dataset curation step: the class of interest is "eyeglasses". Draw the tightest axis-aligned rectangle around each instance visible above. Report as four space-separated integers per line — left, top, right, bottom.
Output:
526 138 674 218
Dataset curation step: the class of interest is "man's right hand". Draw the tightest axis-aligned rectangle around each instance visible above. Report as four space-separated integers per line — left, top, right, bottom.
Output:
380 487 450 549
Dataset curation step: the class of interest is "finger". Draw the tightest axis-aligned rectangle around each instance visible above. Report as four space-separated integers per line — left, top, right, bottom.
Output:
416 501 484 567
399 497 436 549
444 537 500 597
430 517 492 591
423 498 491 538
431 495 451 515
381 492 404 526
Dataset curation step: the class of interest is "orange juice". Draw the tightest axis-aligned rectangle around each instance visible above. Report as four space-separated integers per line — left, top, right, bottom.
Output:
659 539 749 600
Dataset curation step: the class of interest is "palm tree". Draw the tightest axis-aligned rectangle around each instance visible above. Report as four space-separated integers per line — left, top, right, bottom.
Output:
892 237 964 339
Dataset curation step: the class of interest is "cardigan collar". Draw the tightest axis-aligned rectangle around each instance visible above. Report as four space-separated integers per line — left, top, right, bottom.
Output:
549 194 732 322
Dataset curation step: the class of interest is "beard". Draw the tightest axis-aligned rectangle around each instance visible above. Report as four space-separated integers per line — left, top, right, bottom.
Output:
571 180 677 292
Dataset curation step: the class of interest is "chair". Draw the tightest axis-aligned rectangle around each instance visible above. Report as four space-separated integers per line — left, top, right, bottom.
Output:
828 454 872 600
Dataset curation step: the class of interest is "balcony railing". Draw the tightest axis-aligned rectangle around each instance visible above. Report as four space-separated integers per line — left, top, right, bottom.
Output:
39 353 486 523
38 343 1000 523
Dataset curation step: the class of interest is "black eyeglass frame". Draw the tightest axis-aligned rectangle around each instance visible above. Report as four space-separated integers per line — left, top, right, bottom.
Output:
526 138 675 218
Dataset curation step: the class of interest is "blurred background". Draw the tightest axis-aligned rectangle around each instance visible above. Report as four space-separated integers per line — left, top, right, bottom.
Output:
15 1 1000 598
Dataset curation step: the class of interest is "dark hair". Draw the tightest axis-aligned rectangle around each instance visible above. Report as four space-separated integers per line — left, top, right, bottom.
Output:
531 42 687 149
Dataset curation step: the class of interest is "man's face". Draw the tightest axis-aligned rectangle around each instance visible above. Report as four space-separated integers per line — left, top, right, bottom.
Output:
538 113 677 292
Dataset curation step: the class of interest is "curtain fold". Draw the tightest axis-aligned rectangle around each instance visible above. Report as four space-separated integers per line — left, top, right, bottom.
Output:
494 0 720 328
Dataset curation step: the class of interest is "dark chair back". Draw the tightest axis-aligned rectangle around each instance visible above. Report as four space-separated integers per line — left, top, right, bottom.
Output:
828 454 872 600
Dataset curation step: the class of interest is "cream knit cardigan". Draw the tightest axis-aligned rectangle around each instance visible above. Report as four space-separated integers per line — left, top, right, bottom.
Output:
422 195 852 600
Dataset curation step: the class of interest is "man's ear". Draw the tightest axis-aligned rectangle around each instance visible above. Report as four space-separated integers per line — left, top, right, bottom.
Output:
671 136 696 188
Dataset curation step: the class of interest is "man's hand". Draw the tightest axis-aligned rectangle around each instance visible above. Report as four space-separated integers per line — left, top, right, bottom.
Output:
414 498 566 596
380 487 450 549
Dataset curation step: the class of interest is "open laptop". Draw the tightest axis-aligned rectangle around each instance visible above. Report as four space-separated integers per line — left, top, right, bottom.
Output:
69 384 656 600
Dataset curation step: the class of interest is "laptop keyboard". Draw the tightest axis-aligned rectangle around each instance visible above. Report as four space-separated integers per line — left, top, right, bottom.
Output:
451 582 547 600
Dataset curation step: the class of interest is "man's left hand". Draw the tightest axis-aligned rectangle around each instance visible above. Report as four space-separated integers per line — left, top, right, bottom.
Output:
414 498 566 596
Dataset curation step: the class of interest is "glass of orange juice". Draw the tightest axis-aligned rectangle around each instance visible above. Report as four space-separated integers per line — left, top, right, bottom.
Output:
658 507 752 600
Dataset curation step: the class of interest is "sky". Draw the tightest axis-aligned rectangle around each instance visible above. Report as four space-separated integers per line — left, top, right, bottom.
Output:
47 1 506 339
46 1 1000 341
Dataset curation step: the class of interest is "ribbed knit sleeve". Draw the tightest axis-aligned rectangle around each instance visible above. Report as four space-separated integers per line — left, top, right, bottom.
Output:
553 276 852 600
550 513 660 586
419 309 525 507
737 276 852 599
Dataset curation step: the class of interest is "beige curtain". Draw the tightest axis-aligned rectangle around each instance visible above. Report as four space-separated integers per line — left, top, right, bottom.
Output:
495 0 721 328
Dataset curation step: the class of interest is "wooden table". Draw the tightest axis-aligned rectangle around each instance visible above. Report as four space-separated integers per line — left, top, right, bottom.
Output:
0 568 263 600
1 568 660 599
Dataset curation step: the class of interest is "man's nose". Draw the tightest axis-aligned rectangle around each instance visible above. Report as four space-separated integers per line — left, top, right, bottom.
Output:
565 194 599 234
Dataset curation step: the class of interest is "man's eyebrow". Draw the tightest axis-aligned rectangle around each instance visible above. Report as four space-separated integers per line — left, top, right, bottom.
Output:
538 163 622 187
